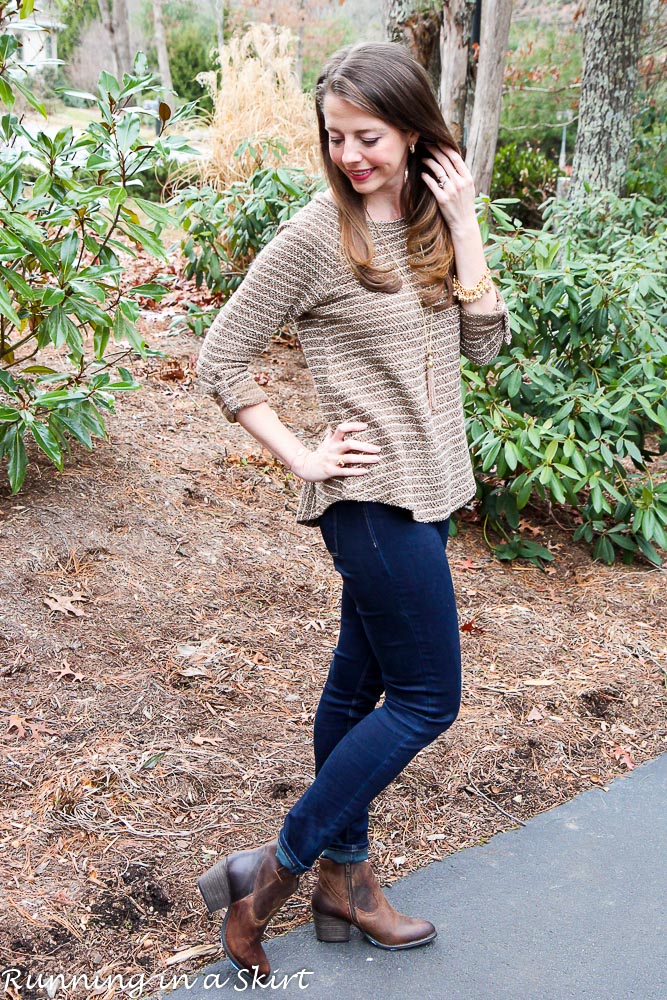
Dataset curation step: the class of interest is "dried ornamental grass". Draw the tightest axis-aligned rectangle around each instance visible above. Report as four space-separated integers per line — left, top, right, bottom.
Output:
198 23 321 188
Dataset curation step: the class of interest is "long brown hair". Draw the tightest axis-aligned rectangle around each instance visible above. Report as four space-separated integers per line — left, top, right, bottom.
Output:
315 42 461 309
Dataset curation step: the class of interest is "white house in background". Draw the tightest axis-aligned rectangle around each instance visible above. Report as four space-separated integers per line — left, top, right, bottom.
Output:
5 8 64 73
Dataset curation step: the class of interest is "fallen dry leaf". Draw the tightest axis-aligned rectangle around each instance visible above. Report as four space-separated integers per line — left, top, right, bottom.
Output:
611 745 635 770
164 943 220 966
304 619 326 631
453 558 481 572
526 706 544 722
6 714 26 738
43 590 88 617
524 678 555 686
519 518 543 537
176 665 211 678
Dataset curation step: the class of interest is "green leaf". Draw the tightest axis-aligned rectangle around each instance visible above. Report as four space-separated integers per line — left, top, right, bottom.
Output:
59 231 80 273
51 411 93 449
593 535 615 564
544 440 558 463
516 478 532 509
637 536 662 567
641 509 657 542
0 275 21 326
6 425 27 493
517 539 555 561
133 198 173 227
0 77 14 109
481 438 501 473
504 440 519 471
507 368 522 398
30 421 63 469
7 71 46 117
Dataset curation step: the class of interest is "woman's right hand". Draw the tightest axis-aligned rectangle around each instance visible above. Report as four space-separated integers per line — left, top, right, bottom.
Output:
289 421 381 482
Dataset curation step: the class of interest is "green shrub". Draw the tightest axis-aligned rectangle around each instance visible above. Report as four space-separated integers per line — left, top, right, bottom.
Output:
491 141 563 228
171 144 323 332
626 104 667 204
166 19 215 113
463 192 667 567
0 5 197 495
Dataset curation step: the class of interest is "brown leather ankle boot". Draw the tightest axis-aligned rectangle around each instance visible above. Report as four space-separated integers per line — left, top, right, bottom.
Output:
198 838 299 977
311 857 436 949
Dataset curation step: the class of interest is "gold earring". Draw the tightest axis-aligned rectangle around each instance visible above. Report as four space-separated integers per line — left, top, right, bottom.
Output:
409 143 416 154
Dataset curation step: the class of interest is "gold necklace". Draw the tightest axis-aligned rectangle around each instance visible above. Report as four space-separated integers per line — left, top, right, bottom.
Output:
366 211 435 410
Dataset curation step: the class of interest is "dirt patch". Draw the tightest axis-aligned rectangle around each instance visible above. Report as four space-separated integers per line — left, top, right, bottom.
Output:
1 256 665 994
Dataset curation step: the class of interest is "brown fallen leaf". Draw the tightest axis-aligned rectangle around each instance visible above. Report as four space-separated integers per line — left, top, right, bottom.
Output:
460 618 483 633
6 714 26 738
176 665 211 678
519 518 544 537
304 619 327 631
164 943 220 966
524 678 555 686
526 706 544 722
611 745 635 770
43 590 87 617
453 558 481 572
27 720 58 742
49 658 84 682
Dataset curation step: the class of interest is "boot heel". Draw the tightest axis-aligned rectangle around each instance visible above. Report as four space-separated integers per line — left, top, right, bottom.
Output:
197 859 231 913
312 909 351 943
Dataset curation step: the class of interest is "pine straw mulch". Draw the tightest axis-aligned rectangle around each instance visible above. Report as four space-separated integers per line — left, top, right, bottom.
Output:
1 264 666 997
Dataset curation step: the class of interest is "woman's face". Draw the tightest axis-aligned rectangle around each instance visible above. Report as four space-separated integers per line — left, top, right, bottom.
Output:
322 93 417 206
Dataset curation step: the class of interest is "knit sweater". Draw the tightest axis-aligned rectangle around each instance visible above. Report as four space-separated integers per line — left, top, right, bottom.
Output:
196 191 512 527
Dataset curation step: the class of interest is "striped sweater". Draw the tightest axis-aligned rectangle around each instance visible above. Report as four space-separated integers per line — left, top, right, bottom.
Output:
196 191 512 527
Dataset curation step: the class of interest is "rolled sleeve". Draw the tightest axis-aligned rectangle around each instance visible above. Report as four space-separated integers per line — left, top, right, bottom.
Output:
195 212 329 423
459 286 512 365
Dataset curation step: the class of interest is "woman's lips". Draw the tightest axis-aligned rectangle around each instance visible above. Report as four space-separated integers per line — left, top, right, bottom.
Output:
347 168 374 181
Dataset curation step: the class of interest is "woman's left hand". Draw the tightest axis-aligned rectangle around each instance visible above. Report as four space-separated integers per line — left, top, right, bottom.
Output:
421 144 477 235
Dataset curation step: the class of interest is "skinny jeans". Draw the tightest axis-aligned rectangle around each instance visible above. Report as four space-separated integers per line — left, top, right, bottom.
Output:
276 499 461 875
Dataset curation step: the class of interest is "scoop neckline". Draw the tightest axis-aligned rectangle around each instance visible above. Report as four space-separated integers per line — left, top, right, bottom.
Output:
316 192 406 226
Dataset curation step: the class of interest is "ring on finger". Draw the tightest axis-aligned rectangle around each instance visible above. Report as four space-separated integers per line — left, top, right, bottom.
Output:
437 175 448 188
338 457 345 467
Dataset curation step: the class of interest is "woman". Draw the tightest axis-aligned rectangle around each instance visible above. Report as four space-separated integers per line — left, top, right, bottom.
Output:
195 41 511 978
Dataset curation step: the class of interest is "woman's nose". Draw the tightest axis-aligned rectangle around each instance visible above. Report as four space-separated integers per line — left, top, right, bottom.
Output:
341 143 362 165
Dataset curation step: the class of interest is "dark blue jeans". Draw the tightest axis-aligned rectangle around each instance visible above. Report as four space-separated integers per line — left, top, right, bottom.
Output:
276 500 461 875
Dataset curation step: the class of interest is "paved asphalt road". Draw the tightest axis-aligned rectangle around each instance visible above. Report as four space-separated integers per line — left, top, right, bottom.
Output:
158 753 666 999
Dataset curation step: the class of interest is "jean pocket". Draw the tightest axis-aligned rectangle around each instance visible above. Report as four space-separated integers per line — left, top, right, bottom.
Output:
362 503 379 550
319 503 339 557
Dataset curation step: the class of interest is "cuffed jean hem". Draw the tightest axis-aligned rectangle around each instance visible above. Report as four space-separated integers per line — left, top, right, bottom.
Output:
276 830 311 875
320 846 369 863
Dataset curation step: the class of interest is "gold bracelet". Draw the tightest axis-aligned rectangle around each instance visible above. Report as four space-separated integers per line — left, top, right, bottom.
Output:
452 267 493 303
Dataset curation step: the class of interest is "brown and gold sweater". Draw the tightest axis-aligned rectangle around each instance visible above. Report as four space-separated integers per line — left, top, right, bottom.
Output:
196 191 511 527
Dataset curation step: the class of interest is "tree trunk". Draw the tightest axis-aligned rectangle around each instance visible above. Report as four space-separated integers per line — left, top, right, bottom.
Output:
210 0 225 69
384 0 442 92
113 0 132 76
439 0 478 148
97 0 120 77
465 0 513 196
294 0 306 87
569 0 644 201
152 0 173 97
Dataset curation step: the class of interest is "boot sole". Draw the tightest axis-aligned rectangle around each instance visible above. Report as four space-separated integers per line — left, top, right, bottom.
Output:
363 928 438 950
313 909 437 949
